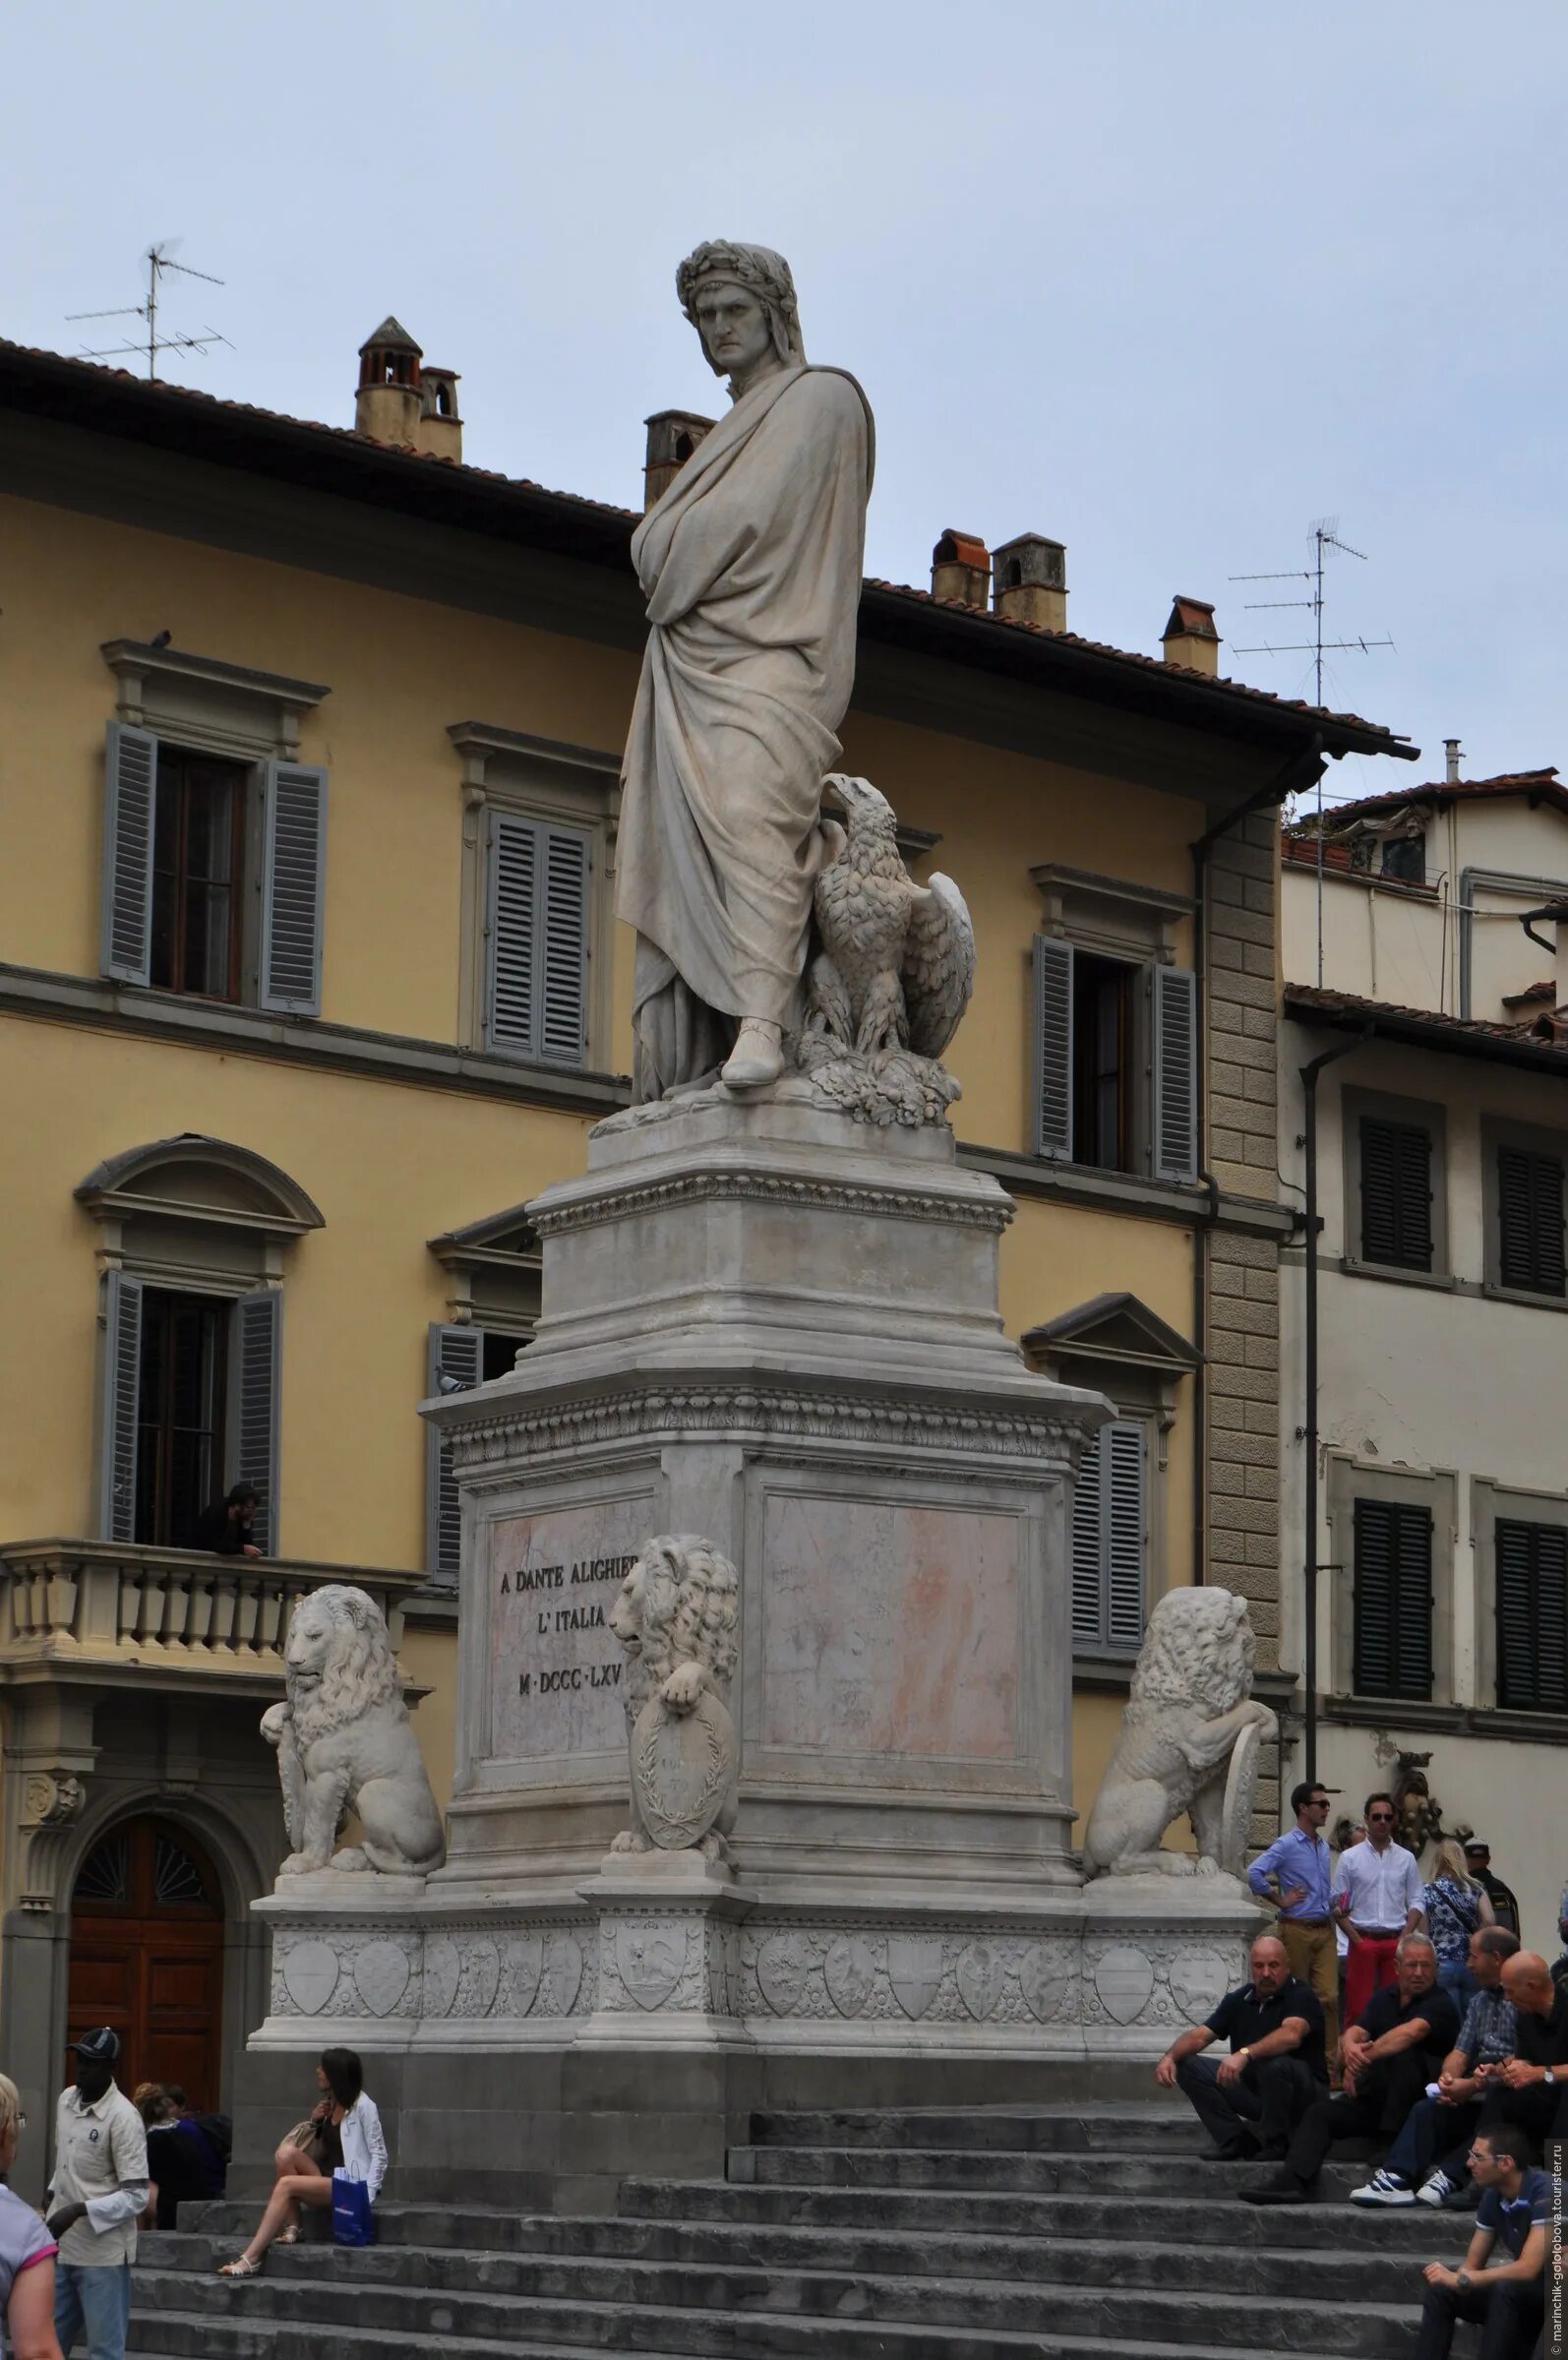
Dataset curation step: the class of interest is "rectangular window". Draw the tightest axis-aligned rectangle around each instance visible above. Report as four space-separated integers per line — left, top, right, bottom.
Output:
1070 1418 1147 1653
1353 1497 1433 1700
1358 1115 1434 1271
1495 1519 1568 1713
151 748 245 1000
101 723 328 1015
1496 1145 1566 1297
135 1289 229 1548
1032 938 1197 1180
483 813 591 1065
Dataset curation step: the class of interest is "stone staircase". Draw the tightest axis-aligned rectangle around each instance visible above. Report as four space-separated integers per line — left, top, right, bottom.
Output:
128 2100 1469 2359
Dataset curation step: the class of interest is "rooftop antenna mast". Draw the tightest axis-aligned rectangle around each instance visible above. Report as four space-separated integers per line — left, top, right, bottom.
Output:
67 241 229 381
1230 518 1394 985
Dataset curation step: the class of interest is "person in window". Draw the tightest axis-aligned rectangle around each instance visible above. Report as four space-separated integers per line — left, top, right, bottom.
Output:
1422 1839 1497 2009
1238 1933 1460 2206
0 2071 65 2360
193 1483 261 1558
217 2048 384 2277
1410 2126 1548 2359
46 2027 149 2360
1464 1842 1522 1940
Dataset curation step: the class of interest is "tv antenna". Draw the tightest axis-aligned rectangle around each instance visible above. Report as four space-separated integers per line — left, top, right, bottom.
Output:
68 241 230 381
1230 519 1395 987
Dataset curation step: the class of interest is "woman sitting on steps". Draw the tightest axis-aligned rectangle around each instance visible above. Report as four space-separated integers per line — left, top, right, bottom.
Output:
218 2047 385 2277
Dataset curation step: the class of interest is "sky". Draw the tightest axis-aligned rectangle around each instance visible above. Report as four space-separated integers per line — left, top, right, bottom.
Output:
5 1 1566 808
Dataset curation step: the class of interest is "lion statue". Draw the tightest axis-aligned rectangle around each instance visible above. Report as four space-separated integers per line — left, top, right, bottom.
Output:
608 1535 740 1859
1081 1587 1276 1881
261 1584 445 1878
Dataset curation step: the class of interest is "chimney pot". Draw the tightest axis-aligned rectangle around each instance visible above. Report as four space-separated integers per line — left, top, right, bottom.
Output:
993 533 1066 631
1445 737 1463 784
1161 594 1221 679
355 316 425 447
416 366 462 463
931 529 992 609
644 410 715 511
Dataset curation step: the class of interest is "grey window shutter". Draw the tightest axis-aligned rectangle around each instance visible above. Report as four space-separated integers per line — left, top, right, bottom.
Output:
1497 1146 1566 1296
540 824 590 1064
228 1291 282 1553
1352 1497 1433 1700
1069 1428 1104 1645
100 722 158 985
1152 965 1198 1180
98 1270 145 1540
260 761 329 1015
1495 1519 1568 1713
1033 936 1073 1161
485 812 540 1056
1104 1421 1147 1651
426 1323 483 1586
1360 1117 1434 1271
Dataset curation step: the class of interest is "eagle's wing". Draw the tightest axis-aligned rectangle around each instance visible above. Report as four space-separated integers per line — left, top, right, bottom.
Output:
901 872 976 1059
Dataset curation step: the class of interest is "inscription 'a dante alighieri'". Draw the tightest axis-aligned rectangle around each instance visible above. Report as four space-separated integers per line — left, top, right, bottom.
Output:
489 1508 653 1762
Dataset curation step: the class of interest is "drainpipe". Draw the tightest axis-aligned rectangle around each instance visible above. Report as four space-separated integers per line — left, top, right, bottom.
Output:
1189 736 1324 1598
1299 1026 1374 1781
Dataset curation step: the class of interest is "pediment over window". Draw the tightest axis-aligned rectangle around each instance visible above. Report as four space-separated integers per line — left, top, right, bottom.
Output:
75 1135 324 1240
1020 1291 1201 1379
428 1199 542 1328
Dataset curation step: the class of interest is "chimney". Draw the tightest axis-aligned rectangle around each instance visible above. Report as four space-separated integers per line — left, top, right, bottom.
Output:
356 317 424 447
416 366 462 463
1161 595 1222 679
993 534 1066 631
931 529 992 609
644 410 714 511
1445 738 1463 784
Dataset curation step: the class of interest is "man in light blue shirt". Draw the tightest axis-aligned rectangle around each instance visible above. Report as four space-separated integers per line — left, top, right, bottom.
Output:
1248 1780 1339 2060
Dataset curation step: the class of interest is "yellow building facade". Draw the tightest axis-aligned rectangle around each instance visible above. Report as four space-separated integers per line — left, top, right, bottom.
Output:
0 332 1413 2161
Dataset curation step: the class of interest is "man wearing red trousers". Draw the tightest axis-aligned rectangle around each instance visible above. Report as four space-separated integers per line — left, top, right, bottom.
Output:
1333 1790 1425 2028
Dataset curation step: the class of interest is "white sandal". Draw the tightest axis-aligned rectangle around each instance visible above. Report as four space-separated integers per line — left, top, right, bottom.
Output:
218 2255 261 2277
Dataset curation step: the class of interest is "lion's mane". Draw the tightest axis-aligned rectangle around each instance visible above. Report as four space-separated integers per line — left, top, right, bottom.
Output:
631 1536 740 1695
288 1584 401 1744
1126 1586 1253 1722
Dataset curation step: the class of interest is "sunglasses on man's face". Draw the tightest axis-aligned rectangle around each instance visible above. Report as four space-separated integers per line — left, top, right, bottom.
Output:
1368 1812 1395 1823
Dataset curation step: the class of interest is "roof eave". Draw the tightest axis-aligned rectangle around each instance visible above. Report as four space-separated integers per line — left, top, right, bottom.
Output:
1284 987 1568 1076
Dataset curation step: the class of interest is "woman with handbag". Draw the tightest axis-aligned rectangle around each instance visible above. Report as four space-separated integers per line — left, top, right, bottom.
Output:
217 2047 385 2277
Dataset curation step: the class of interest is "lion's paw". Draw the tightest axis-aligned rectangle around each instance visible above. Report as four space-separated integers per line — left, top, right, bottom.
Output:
277 1852 315 1877
610 1831 651 1854
330 1846 370 1872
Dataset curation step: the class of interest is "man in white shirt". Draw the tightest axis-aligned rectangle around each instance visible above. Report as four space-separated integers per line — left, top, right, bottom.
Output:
47 2027 149 2360
1332 1789 1425 2033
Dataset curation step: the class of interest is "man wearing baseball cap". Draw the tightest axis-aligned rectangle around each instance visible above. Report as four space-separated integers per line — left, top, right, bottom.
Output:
47 2028 148 2360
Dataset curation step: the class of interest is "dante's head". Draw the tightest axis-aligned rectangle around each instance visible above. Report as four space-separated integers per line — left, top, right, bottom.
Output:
677 240 806 378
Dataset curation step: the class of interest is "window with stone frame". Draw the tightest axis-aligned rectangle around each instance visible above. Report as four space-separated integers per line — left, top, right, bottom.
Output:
1351 1497 1434 1702
1491 1137 1567 1300
100 643 331 1016
451 722 618 1073
1343 1089 1446 1277
425 1202 543 1587
1029 867 1197 1181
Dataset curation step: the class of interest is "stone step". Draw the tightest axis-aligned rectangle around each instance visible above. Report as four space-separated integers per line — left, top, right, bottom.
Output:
728 2144 1378 2197
149 2217 1448 2309
129 2252 1424 2356
749 2104 1198 2151
622 2176 1474 2252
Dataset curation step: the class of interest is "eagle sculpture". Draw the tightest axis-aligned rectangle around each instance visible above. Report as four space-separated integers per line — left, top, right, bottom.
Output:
806 775 976 1065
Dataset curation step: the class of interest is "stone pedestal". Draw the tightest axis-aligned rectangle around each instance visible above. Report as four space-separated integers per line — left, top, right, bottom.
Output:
247 1092 1264 2197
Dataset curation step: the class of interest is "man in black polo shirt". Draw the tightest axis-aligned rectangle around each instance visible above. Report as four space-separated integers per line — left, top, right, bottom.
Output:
1477 1952 1568 2153
1240 1932 1459 2204
1155 1933 1327 2160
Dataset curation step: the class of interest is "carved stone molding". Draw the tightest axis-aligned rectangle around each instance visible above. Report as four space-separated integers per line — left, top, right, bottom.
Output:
21 1773 86 1830
530 1170 1012 1240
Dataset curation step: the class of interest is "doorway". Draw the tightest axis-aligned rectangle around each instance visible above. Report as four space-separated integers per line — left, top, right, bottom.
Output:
67 1817 225 2108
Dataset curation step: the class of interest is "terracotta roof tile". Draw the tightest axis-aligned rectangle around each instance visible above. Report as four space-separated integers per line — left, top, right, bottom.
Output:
1291 768 1565 829
1285 981 1568 1068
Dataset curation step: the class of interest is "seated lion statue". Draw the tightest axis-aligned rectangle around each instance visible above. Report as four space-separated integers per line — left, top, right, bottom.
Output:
262 1583 445 1878
1081 1587 1276 1880
608 1535 740 1858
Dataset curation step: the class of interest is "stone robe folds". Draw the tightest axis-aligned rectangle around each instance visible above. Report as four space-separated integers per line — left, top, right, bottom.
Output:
618 364 874 1097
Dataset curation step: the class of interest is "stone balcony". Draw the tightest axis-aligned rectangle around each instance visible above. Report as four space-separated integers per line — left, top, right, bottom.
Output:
0 1538 425 1699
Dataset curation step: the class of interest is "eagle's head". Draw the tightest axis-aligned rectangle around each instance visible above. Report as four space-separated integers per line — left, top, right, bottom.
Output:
821 774 897 839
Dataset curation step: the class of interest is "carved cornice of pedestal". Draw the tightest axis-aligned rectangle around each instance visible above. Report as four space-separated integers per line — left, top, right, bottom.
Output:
528 1167 1013 1240
447 1382 1094 1475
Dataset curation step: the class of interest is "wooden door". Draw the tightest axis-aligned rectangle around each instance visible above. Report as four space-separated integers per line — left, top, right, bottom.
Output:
68 1818 225 2109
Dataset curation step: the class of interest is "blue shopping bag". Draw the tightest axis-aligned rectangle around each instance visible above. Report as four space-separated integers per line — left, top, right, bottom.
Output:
331 2170 377 2247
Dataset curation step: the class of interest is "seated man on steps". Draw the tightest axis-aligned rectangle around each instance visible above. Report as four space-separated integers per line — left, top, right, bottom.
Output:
1155 1933 1327 2161
1474 1951 1568 2159
1352 1924 1520 2209
1238 1932 1460 2205
1409 2126 1548 2360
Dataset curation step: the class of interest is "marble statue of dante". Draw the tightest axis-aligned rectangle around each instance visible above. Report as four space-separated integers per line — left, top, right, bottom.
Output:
618 241 874 1098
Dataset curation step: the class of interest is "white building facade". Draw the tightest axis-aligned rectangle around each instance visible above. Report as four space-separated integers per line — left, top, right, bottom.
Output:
1278 771 1568 1945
